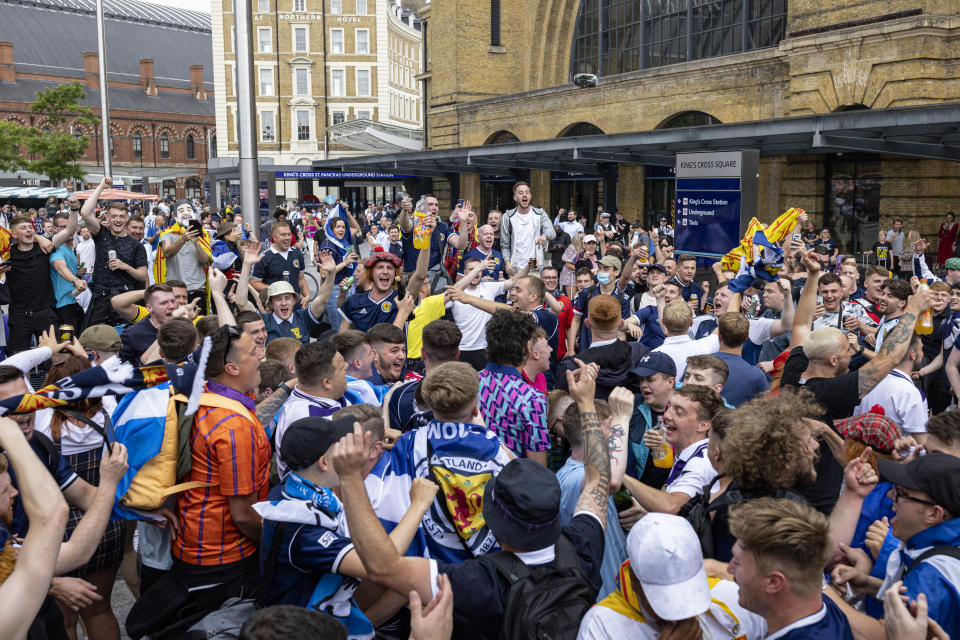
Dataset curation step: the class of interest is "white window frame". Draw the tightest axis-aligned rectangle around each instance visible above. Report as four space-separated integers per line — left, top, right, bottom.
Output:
356 68 370 96
330 28 344 54
293 0 305 11
293 26 308 52
331 0 341 13
331 69 345 96
260 109 275 141
355 28 369 54
257 27 272 53
257 0 269 12
355 0 366 13
357 109 370 120
258 67 274 96
294 67 309 95
332 111 345 125
296 109 311 141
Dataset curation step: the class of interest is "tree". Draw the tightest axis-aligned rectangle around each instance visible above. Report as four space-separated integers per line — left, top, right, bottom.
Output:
17 82 99 184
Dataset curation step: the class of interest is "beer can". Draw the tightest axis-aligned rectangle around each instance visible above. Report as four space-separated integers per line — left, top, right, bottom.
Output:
58 324 74 354
108 249 117 260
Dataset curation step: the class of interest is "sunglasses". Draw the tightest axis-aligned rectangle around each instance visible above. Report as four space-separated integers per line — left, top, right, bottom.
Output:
893 486 937 507
218 325 244 368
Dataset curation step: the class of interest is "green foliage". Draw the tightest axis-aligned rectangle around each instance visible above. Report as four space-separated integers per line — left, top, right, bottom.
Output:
8 82 100 183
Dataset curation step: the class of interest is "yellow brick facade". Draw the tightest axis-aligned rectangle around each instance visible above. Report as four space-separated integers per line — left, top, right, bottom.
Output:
416 0 960 250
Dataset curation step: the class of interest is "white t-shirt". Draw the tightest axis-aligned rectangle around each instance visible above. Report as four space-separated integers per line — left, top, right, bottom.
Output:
653 334 720 379
510 210 539 268
33 396 117 456
854 370 928 433
664 438 717 498
162 231 207 289
812 301 870 331
76 237 96 275
451 281 504 350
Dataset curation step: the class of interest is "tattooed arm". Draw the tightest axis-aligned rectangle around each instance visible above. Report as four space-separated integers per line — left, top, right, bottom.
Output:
857 290 932 398
566 359 611 530
255 379 295 426
606 387 633 492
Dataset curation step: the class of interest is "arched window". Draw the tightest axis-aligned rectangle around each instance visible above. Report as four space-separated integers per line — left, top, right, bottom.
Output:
659 111 721 129
160 133 170 158
71 126 83 141
186 134 196 159
485 130 519 145
210 134 217 158
109 133 115 157
133 132 142 158
558 122 604 138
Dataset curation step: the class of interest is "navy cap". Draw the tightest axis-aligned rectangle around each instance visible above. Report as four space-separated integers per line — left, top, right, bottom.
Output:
632 351 677 378
648 264 668 274
280 416 357 472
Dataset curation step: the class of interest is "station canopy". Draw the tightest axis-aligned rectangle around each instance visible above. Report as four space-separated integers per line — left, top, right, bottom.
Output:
311 104 960 178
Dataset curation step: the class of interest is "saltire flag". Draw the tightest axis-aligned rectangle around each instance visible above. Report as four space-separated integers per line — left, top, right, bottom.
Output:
721 207 803 293
324 202 357 277
211 239 239 271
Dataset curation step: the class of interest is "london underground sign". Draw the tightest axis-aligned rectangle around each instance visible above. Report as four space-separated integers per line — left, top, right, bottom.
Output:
674 150 759 258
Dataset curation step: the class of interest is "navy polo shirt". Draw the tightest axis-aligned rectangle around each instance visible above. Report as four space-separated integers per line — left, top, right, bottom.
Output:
669 276 703 303
252 247 307 295
401 221 453 272
387 379 432 433
339 290 399 332
531 306 559 359
768 595 852 640
457 247 504 280
318 238 351 284
120 316 158 365
262 308 323 345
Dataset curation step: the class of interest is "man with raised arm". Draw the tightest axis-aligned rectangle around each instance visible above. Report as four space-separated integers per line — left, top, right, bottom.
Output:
329 359 610 640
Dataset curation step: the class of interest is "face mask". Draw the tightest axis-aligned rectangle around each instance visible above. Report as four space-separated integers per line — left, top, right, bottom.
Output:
597 272 611 285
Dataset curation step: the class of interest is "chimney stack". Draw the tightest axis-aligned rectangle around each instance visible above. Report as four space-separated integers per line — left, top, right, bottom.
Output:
83 51 99 89
139 58 157 95
190 64 206 100
0 42 14 83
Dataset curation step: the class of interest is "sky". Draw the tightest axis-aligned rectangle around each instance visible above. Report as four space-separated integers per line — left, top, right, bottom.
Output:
145 0 211 13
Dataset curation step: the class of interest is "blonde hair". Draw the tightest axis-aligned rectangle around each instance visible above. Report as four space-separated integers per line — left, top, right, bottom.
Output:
570 231 584 254
662 299 693 334
802 328 845 363
420 361 479 421
728 498 832 597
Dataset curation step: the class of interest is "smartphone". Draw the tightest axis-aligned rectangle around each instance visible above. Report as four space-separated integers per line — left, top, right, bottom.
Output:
457 199 465 207
816 295 823 305
792 233 802 243
527 257 538 270
188 219 203 234
395 275 406 300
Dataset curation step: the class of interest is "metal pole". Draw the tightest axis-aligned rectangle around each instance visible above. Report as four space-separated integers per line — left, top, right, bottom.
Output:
96 0 111 177
234 0 260 241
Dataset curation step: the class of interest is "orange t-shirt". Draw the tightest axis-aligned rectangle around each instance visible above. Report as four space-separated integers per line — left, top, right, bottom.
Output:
173 389 270 566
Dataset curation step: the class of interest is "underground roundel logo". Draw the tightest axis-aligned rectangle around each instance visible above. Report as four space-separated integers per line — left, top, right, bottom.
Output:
381 301 392 313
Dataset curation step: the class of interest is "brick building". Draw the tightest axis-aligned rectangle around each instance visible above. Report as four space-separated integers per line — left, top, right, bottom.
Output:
211 0 422 204
314 0 960 256
0 0 215 200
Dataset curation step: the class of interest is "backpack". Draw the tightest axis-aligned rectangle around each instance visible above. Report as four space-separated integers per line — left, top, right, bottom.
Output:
116 389 258 511
680 477 807 559
485 535 597 640
901 545 960 578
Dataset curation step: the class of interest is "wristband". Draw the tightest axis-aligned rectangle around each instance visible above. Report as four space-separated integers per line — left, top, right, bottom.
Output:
277 382 292 395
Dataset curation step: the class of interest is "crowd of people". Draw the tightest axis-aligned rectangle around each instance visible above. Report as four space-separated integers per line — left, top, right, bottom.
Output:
0 177 957 640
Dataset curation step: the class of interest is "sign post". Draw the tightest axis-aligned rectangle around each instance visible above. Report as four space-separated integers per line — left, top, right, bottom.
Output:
674 150 759 259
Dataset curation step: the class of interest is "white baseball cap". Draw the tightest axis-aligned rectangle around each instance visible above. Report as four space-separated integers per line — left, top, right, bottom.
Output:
583 234 598 244
626 513 710 621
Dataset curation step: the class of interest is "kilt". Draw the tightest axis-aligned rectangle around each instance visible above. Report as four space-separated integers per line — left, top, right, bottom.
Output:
63 446 127 577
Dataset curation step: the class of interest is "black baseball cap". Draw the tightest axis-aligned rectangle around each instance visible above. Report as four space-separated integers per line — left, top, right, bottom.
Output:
648 264 668 274
877 452 960 515
280 416 356 472
482 459 562 550
631 351 677 378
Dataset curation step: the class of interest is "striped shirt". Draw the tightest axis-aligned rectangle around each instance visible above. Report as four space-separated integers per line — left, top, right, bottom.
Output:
477 363 549 458
272 386 348 478
173 382 271 567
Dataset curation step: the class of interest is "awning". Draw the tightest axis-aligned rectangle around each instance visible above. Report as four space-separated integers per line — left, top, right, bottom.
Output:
328 118 423 152
70 188 159 200
311 103 960 178
0 186 69 198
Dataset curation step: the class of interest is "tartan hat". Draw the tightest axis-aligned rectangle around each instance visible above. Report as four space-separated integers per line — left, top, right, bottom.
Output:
833 406 901 454
364 246 402 270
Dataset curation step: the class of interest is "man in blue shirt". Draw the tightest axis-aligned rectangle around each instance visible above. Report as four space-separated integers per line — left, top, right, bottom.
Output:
250 220 310 304
456 224 503 280
339 250 404 333
669 254 703 307
727 498 853 640
396 194 473 274
713 312 769 407
255 415 436 639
